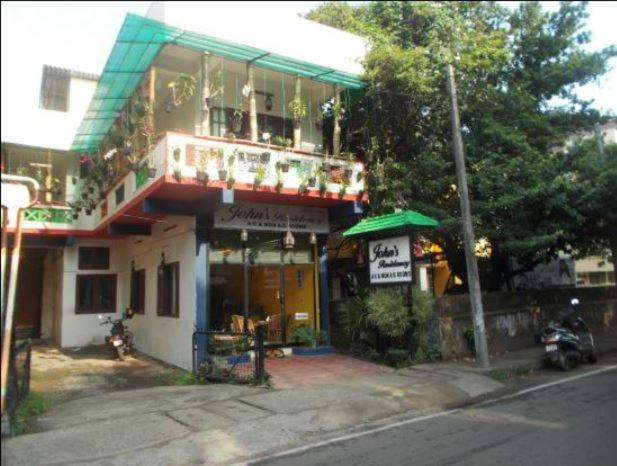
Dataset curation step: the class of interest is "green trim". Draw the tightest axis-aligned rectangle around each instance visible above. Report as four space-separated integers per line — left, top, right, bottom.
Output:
71 13 366 153
24 207 73 224
343 210 438 238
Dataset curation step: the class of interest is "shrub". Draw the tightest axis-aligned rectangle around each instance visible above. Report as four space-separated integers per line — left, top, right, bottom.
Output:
336 294 368 344
292 324 327 347
384 348 412 368
366 288 409 339
411 286 436 352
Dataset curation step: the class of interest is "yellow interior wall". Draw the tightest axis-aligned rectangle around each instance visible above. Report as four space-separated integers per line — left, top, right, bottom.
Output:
249 266 280 318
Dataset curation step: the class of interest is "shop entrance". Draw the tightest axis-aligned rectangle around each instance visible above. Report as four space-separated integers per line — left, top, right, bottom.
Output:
208 231 317 345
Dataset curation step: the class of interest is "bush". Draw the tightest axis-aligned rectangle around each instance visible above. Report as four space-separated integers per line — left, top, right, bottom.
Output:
366 288 409 339
336 294 368 344
411 286 436 352
384 348 413 368
292 324 327 347
12 391 54 436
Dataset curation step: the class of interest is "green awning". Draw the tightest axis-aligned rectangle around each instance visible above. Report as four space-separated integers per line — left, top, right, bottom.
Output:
343 210 439 238
71 13 366 153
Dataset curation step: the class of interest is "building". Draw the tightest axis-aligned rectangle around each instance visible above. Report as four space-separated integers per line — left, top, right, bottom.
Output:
1 3 368 370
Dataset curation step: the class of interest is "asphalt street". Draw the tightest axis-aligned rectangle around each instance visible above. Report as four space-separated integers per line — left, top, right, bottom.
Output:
254 363 617 466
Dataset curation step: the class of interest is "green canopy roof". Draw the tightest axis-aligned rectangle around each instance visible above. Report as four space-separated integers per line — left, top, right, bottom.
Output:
343 210 439 238
71 13 366 153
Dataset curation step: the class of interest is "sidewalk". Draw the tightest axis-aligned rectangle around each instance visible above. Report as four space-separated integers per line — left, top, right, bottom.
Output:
3 333 616 466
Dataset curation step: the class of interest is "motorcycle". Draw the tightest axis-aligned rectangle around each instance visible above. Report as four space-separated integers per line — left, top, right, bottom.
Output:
99 308 135 360
541 298 597 371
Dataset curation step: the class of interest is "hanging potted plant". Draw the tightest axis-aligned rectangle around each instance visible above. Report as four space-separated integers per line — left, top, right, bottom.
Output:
253 164 267 191
196 149 209 184
50 177 63 196
308 163 317 187
166 74 197 113
276 159 290 173
231 109 244 134
298 176 309 195
260 152 271 163
85 200 96 216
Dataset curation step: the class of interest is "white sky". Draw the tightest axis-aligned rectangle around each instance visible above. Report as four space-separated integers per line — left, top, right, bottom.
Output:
1 0 615 126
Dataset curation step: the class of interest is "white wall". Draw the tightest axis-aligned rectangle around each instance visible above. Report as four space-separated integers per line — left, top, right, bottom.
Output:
60 238 126 347
122 215 197 370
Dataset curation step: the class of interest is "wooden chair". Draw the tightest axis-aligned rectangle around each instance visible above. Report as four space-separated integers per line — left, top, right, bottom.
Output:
266 314 282 342
231 314 255 334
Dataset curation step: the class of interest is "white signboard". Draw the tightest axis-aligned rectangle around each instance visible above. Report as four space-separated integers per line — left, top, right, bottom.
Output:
214 202 329 233
369 236 412 284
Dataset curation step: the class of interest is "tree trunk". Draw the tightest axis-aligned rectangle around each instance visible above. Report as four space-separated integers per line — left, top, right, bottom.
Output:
332 84 341 157
293 75 302 150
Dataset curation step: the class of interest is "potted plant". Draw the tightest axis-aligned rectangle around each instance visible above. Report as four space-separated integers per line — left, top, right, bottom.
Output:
291 324 331 356
81 191 89 201
50 177 62 196
166 74 197 113
215 149 227 181
231 109 244 134
260 152 271 163
172 146 182 182
298 176 309 195
196 149 209 184
276 159 290 173
253 164 267 190
227 175 236 190
147 157 157 178
308 163 317 187
342 152 355 181
88 185 95 194
317 167 328 197
275 166 283 194
85 200 96 216
338 179 349 199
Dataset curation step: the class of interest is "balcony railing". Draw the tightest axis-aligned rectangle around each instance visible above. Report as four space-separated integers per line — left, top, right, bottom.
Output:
17 132 366 232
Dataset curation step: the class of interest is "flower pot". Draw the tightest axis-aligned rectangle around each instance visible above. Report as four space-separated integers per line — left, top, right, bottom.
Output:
218 170 228 181
81 193 88 200
322 162 331 172
319 185 327 197
88 186 95 194
196 171 207 181
85 209 93 216
275 182 283 194
260 152 271 163
72 177 78 185
204 96 213 109
72 213 79 220
344 168 353 180
173 170 182 182
148 167 157 178
308 177 316 187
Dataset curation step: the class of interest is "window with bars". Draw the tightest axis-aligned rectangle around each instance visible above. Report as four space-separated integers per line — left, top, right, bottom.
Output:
76 274 117 314
130 269 146 315
40 73 70 112
157 262 179 318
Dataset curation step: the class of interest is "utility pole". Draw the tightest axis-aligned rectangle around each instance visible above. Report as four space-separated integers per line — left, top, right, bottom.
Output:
445 64 490 368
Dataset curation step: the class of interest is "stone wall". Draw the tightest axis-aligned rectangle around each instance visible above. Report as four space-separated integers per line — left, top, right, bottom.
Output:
436 287 617 359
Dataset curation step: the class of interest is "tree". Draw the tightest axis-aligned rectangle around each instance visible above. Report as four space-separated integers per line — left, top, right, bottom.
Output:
307 1 616 291
565 139 617 286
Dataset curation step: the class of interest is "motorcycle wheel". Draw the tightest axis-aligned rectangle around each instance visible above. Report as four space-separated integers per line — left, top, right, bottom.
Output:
115 346 126 361
587 349 598 364
557 350 572 371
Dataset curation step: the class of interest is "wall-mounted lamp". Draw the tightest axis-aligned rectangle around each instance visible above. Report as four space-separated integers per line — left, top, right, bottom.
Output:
309 232 317 245
240 229 248 243
282 214 295 250
265 95 273 111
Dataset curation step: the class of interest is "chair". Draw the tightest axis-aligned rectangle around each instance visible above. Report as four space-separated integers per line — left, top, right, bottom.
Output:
266 314 282 342
231 314 255 334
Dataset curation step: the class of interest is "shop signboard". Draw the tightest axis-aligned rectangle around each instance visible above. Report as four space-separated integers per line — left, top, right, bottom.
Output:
214 202 329 233
368 235 412 284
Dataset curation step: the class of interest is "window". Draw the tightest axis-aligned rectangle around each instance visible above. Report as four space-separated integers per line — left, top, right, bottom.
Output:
130 269 146 314
76 274 117 314
157 262 179 317
40 72 70 112
78 247 110 270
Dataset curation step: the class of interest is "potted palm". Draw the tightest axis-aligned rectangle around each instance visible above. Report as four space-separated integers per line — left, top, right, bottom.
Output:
291 324 331 356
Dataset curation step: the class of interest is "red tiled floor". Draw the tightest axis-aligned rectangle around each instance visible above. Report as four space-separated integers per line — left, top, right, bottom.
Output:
266 353 393 389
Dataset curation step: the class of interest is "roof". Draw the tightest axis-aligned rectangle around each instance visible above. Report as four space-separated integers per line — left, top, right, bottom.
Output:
343 210 439 238
71 13 366 153
41 65 100 82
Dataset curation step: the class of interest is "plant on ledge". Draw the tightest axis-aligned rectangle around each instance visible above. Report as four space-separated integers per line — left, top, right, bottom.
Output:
317 166 328 197
196 149 209 184
275 165 283 194
172 146 182 182
272 136 292 151
253 164 267 190
225 151 236 189
298 175 309 195
289 97 307 124
338 179 349 199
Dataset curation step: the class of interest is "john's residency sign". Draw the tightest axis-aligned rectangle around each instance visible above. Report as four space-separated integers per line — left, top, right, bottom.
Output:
214 202 329 233
369 236 412 284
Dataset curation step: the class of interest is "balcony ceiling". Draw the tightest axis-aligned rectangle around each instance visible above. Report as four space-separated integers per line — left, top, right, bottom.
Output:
71 13 365 154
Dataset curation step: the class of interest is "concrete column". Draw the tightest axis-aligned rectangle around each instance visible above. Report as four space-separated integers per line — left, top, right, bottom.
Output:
247 63 258 142
200 53 211 137
318 235 330 344
332 84 341 156
293 75 302 150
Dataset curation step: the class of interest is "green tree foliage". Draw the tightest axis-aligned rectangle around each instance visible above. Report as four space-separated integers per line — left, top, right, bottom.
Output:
307 1 616 290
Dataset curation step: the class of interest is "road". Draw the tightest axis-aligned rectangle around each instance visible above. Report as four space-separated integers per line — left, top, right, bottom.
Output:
254 364 617 466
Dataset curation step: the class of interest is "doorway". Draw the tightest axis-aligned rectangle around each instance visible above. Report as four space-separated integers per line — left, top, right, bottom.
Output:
208 230 316 345
14 248 47 338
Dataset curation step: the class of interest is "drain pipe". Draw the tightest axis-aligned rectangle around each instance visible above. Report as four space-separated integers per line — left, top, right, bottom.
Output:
1 174 38 423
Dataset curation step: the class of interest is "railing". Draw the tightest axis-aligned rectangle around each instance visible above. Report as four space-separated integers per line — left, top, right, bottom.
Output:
4 338 32 435
193 327 266 384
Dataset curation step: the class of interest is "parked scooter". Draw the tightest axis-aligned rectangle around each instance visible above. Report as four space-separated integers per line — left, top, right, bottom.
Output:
99 308 135 360
541 298 597 371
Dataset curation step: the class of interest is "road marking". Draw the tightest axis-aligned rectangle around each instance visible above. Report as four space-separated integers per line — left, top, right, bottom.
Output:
237 364 617 465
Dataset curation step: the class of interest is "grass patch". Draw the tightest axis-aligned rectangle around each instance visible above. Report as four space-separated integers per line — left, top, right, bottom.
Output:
489 367 533 382
12 391 54 436
167 371 204 386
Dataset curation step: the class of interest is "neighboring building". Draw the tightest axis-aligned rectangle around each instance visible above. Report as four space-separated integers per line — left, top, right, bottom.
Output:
1 3 367 370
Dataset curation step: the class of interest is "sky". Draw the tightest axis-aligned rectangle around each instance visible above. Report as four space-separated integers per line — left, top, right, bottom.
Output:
1 1 616 124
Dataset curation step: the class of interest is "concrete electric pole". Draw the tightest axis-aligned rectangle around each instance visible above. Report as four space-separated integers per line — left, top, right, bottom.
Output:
445 64 490 368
